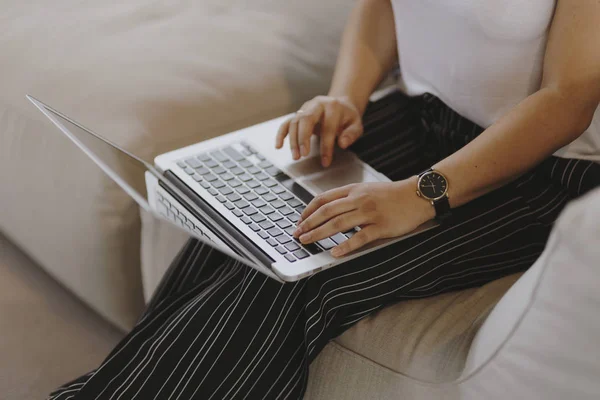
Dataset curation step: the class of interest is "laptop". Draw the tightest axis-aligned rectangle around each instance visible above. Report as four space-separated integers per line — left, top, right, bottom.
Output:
28 93 437 282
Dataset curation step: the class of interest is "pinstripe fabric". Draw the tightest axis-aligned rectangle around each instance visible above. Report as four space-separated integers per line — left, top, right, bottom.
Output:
49 92 600 400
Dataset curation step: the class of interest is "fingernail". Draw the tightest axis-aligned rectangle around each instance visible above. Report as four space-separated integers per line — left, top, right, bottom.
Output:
299 233 310 243
293 150 299 160
322 156 329 167
340 137 348 148
300 144 306 156
331 247 342 257
293 227 302 237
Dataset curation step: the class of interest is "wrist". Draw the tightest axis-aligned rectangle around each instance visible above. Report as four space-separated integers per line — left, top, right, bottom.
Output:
327 91 369 115
399 176 437 221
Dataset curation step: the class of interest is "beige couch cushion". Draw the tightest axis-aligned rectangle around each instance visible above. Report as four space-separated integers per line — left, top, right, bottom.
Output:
0 0 353 329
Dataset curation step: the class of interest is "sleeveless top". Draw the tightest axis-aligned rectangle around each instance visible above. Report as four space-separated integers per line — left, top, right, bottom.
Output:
390 0 600 162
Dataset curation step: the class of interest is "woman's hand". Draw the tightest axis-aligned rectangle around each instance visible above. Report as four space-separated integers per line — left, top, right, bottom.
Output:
275 95 363 167
293 177 436 257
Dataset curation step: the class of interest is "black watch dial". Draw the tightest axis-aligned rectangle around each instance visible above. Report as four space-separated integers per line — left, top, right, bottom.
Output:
418 172 448 200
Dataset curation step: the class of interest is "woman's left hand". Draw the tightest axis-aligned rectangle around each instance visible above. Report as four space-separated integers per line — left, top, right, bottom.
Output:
293 177 436 257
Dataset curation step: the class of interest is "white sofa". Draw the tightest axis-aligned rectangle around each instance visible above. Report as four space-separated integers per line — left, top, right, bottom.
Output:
2 1 599 399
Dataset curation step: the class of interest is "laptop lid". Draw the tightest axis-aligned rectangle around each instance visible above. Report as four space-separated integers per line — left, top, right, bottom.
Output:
26 95 282 281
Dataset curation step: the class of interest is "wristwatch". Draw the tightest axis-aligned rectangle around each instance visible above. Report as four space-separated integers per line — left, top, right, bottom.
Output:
416 168 452 222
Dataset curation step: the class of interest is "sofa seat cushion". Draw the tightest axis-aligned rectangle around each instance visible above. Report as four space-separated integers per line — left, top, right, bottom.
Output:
0 0 352 329
333 273 522 382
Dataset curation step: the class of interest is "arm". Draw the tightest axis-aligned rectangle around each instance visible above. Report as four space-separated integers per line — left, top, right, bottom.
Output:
436 0 600 208
276 0 397 166
294 0 600 257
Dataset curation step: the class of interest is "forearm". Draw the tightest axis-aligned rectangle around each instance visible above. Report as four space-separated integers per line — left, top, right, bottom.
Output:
433 87 597 208
328 0 397 115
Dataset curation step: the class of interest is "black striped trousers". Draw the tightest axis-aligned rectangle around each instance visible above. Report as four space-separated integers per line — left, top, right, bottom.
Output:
49 92 600 400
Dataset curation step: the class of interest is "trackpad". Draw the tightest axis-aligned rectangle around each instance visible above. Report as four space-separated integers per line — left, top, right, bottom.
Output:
294 154 384 195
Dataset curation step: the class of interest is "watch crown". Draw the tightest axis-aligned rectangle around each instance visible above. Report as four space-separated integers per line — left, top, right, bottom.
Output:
416 191 421 197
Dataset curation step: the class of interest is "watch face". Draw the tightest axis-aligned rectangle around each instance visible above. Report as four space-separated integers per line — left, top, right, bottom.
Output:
418 172 448 200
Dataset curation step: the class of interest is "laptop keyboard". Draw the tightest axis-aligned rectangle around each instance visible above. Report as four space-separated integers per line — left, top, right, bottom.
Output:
175 142 356 262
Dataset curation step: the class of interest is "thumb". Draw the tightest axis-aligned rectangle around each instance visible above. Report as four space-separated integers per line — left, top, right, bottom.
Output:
337 121 363 149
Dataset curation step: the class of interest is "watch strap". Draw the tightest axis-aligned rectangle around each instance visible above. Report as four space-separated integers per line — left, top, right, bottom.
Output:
433 196 452 223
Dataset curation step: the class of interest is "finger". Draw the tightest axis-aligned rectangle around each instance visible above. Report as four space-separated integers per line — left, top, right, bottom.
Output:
337 120 363 149
288 118 300 160
298 210 365 244
275 118 292 149
331 226 379 258
297 103 324 157
320 103 342 167
294 197 356 238
299 185 353 223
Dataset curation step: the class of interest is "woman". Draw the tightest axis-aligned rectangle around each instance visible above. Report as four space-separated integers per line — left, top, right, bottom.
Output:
50 0 599 399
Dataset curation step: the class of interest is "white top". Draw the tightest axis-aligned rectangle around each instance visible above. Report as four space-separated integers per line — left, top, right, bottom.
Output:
390 0 600 162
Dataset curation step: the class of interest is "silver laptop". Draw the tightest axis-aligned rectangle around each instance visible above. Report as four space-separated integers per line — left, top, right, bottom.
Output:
28 94 437 282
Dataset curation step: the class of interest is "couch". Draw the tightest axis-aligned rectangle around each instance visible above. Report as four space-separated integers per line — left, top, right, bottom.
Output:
2 1 599 399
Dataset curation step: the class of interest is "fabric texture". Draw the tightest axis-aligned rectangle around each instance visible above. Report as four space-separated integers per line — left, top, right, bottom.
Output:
0 0 353 329
390 0 600 162
48 92 600 399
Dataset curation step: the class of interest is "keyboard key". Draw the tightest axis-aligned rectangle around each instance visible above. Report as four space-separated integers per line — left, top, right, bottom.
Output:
192 174 203 182
176 161 187 168
207 188 218 196
259 220 274 230
265 166 281 176
255 172 269 181
223 146 245 161
247 180 261 189
268 227 283 237
276 235 292 245
219 186 234 195
317 238 336 250
232 209 243 217
285 242 300 252
220 173 234 181
256 153 266 161
229 179 242 188
251 213 266 223
241 216 252 224
185 158 202 168
284 254 296 262
284 226 296 236
205 159 218 168
234 200 249 209
251 199 266 208
210 150 228 162
249 223 261 232
279 192 294 201
243 207 258 216
275 246 287 255
272 185 286 194
295 205 306 213
304 243 323 254
227 193 241 202
215 195 226 203
331 233 348 245
277 219 292 229
288 213 300 223
184 167 195 175
239 174 253 182
212 166 226 175
195 166 210 175
247 166 261 174
264 179 278 188
244 192 258 201
236 186 251 195
293 249 309 260
261 206 275 215
239 159 253 168
242 149 252 156
344 229 356 238
200 181 211 189
279 206 294 216
223 160 236 169
231 166 245 175
224 202 235 210
266 238 278 247
204 173 218 182
287 199 302 208
255 186 269 195
263 193 277 202
258 231 269 240
211 180 226 189
198 153 211 162
268 212 283 222
258 160 273 169
272 199 285 209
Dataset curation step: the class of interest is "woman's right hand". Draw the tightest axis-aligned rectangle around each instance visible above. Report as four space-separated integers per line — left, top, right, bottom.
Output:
275 95 364 168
